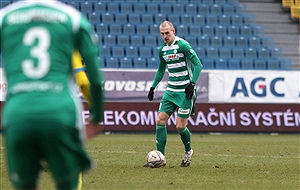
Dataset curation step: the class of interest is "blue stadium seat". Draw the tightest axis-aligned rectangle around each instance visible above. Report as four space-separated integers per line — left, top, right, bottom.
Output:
147 57 159 69
279 59 292 70
215 25 227 37
261 36 274 48
252 25 265 36
150 24 159 34
240 25 252 37
258 48 270 59
120 57 132 68
110 24 122 35
133 57 147 68
198 4 209 15
160 4 172 14
101 13 114 24
154 14 167 24
126 46 138 58
206 47 218 59
185 3 198 15
223 4 235 15
218 15 231 26
81 2 92 14
100 45 111 57
195 47 205 58
128 13 140 25
241 59 254 69
131 35 143 46
254 59 267 70
117 35 130 46
245 47 257 59
193 14 205 25
215 58 228 69
232 47 244 59
243 14 256 25
198 35 210 47
206 15 218 26
133 3 146 14
227 25 239 37
98 57 105 68
228 59 241 69
112 46 125 58
201 58 215 69
141 14 154 25
248 36 261 48
176 25 188 37
104 35 116 46
97 23 109 35
236 36 248 48
147 3 159 14
139 46 152 58
202 25 214 37
223 36 235 48
168 14 180 26
210 4 222 15
94 2 106 13
189 25 201 37
231 14 244 26
89 13 100 25
115 13 128 25
144 35 157 47
107 2 119 13
211 36 223 48
136 24 149 35
123 24 135 35
106 57 119 68
152 46 160 58
269 47 282 59
120 2 133 14
185 36 197 48
173 3 184 15
219 47 231 59
181 14 193 25
267 59 280 70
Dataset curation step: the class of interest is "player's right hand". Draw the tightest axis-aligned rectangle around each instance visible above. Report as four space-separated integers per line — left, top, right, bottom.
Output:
148 87 155 101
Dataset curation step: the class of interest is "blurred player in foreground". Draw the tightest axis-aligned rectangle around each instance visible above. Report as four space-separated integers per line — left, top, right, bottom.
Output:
0 1 104 189
146 21 203 167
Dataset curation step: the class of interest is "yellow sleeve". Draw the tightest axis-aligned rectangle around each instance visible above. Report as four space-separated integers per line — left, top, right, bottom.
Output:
72 50 92 105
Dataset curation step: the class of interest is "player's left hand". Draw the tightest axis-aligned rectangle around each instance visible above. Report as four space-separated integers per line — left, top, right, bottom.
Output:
185 82 195 100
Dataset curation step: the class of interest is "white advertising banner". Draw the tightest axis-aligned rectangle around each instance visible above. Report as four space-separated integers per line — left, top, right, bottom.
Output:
209 70 300 103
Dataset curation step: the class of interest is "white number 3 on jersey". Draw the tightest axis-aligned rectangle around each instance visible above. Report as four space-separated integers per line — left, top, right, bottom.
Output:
22 27 50 79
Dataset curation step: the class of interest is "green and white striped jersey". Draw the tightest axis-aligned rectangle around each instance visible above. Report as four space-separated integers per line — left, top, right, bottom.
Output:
0 0 103 123
152 37 202 92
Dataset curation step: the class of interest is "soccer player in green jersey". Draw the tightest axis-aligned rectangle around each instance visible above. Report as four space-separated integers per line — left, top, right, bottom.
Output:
146 21 203 167
0 1 104 189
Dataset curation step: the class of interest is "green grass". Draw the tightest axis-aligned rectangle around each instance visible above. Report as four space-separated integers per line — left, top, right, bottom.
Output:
1 134 299 189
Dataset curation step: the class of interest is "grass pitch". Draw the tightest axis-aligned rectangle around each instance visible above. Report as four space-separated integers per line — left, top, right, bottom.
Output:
1 133 299 189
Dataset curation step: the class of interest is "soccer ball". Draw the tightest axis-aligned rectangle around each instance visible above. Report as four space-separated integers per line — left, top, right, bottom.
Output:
146 150 166 168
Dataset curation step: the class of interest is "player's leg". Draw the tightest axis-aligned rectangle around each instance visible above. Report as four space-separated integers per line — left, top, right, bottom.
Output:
176 92 195 167
155 112 169 155
39 122 92 190
4 124 41 189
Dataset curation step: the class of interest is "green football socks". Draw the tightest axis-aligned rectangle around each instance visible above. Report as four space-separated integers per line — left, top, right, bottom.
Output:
156 124 167 155
178 126 191 152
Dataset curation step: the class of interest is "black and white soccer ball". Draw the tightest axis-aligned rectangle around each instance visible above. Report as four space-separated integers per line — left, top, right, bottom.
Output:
146 150 166 168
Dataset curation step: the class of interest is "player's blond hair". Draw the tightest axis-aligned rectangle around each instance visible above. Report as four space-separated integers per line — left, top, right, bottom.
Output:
160 21 174 30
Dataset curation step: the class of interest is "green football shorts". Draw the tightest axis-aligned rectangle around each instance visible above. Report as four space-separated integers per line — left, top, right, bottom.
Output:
159 90 197 118
4 121 92 190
